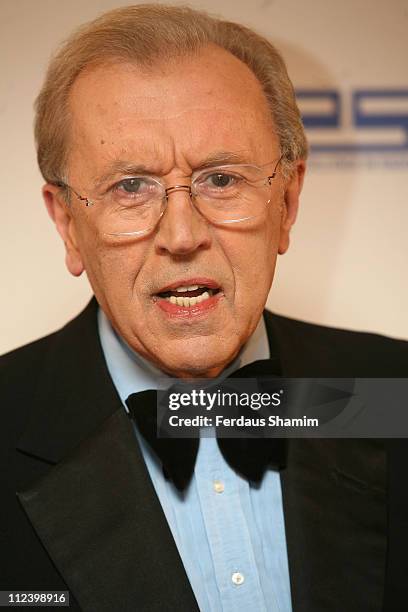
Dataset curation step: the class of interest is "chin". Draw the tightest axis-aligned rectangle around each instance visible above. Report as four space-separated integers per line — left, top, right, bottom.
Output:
156 345 238 379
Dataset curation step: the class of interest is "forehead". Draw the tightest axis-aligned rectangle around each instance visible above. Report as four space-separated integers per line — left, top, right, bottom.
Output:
68 45 278 176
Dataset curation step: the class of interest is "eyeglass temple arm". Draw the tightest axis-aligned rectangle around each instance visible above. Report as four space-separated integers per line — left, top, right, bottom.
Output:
56 181 93 207
267 155 284 183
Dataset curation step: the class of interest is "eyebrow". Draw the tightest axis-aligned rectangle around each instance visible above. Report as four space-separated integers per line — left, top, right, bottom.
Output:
92 151 253 188
198 151 253 168
92 161 151 189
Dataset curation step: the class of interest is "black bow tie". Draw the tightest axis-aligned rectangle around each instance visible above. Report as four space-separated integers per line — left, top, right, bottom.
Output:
125 359 287 491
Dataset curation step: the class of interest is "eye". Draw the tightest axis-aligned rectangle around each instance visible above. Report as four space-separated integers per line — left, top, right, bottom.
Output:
208 173 235 188
206 172 241 189
199 172 243 191
117 178 146 193
111 177 162 202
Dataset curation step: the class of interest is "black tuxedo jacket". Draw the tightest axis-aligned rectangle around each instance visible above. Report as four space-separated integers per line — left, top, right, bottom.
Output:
1 298 407 612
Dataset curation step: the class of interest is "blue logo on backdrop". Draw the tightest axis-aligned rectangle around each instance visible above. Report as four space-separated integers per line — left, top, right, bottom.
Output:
295 89 408 161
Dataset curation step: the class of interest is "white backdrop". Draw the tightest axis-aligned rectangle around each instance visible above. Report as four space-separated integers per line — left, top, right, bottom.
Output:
1 0 407 355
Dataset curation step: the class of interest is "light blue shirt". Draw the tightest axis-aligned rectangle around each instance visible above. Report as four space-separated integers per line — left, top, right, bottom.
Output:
98 309 292 612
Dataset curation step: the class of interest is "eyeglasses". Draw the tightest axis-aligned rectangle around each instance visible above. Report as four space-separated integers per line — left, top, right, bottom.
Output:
57 156 282 237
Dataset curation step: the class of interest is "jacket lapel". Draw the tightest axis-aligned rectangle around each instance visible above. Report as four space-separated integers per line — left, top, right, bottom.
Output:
264 311 387 612
16 299 198 612
281 438 387 612
17 408 198 612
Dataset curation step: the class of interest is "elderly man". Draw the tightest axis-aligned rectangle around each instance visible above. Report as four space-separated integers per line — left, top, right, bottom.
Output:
1 5 407 612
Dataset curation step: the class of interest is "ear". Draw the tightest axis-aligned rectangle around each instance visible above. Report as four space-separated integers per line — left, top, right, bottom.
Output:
42 183 85 276
278 160 306 255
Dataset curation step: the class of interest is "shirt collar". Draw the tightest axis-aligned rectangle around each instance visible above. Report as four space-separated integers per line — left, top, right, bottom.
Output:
98 307 270 404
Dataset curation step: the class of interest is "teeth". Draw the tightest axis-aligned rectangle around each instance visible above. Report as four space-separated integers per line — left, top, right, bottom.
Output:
174 284 204 292
164 291 211 307
196 291 210 304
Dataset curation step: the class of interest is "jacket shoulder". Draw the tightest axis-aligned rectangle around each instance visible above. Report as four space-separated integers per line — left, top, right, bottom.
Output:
0 300 98 432
0 299 98 383
0 331 60 398
264 310 408 376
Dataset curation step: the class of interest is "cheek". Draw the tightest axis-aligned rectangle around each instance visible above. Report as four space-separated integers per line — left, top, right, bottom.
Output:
75 221 148 299
225 216 280 293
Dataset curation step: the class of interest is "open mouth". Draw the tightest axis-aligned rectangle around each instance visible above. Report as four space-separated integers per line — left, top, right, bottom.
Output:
157 284 221 307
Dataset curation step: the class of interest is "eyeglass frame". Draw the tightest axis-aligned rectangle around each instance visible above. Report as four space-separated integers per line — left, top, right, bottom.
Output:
55 155 283 236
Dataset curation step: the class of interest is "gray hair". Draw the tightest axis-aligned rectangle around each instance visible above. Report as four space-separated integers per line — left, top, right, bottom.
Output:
35 3 308 184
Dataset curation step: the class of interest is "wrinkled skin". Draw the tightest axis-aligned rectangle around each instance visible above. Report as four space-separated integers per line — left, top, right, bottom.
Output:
44 44 305 378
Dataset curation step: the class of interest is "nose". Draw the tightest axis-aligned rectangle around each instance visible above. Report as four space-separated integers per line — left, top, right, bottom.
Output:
154 186 211 256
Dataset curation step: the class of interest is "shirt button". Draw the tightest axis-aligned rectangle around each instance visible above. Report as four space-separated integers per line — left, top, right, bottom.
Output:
213 480 225 493
231 572 245 586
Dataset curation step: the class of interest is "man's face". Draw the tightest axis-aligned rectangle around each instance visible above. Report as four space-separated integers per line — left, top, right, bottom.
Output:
45 45 304 377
